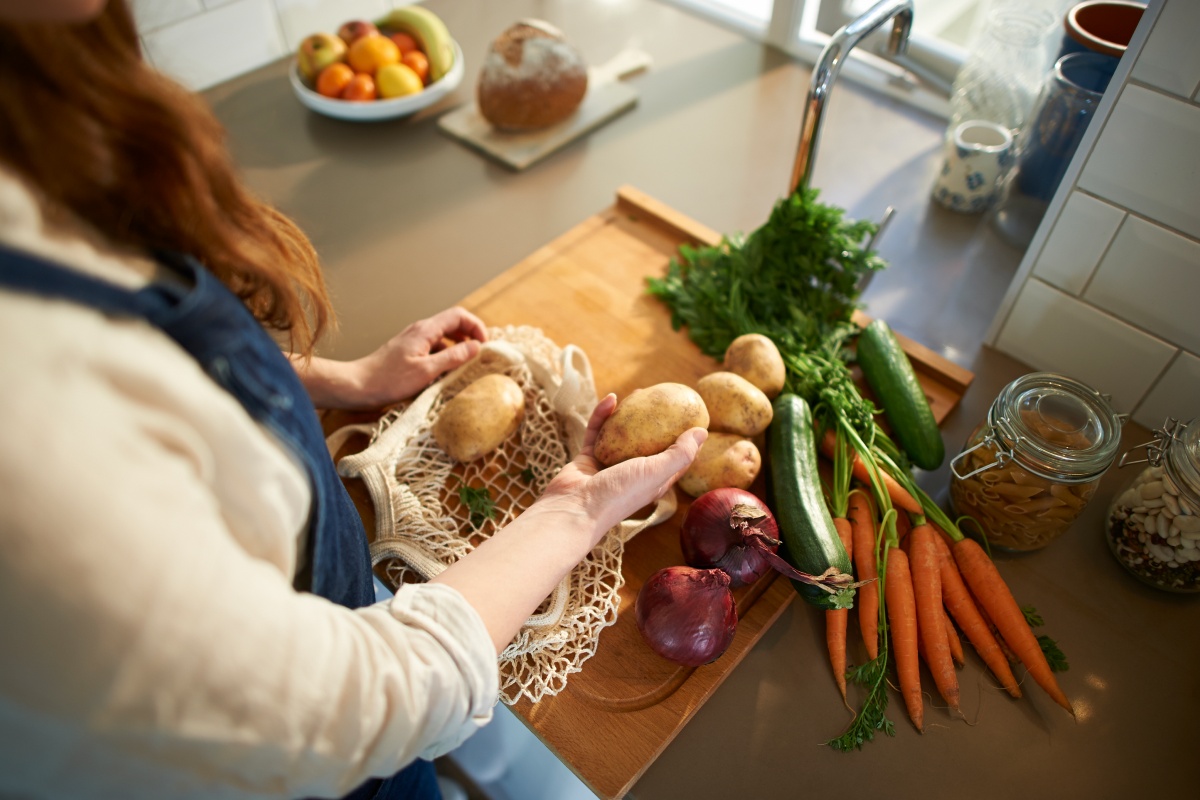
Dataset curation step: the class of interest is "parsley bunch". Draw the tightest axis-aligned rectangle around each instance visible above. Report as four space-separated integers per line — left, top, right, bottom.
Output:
646 187 884 437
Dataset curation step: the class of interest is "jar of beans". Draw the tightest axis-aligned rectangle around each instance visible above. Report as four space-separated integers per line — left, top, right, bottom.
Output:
949 372 1122 552
1106 418 1200 593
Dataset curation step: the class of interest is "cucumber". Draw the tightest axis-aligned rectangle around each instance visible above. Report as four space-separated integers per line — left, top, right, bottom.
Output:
856 318 945 471
767 394 853 611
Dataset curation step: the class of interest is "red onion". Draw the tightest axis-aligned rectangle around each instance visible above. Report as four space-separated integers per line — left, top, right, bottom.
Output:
681 487 867 595
635 566 737 667
680 488 782 587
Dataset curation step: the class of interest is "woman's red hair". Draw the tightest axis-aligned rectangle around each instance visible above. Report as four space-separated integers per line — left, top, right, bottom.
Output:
0 0 332 354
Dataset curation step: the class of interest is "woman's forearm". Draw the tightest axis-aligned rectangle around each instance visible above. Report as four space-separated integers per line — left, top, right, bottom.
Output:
429 503 600 654
289 354 370 410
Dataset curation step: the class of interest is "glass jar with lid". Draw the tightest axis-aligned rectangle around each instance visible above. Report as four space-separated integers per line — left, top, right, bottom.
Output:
1106 418 1200 593
949 372 1122 551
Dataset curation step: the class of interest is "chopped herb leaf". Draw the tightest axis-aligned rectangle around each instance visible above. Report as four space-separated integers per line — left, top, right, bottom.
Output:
459 485 496 530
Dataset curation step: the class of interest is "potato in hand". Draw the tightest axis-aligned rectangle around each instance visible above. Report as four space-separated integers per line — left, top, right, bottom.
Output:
594 382 709 467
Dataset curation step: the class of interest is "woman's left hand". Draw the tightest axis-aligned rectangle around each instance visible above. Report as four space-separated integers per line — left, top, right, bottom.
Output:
293 306 487 410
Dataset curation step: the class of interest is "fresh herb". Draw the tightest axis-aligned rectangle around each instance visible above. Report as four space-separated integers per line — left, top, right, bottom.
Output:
647 187 882 359
459 485 496 530
510 466 537 485
1038 635 1070 672
1022 605 1069 671
1021 605 1044 627
646 187 884 440
828 653 896 751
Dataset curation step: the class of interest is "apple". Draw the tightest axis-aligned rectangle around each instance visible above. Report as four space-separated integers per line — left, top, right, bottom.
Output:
297 33 346 82
337 19 378 45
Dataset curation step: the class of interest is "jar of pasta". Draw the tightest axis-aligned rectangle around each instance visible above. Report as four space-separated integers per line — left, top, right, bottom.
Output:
949 372 1122 551
1106 418 1200 593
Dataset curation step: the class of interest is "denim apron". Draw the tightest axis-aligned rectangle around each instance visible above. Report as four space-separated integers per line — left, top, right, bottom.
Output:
0 244 439 800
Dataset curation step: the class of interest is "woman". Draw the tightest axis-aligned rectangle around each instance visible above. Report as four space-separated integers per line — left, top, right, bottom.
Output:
0 2 705 798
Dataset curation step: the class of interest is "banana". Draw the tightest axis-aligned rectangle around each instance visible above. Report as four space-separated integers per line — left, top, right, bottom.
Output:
378 5 455 82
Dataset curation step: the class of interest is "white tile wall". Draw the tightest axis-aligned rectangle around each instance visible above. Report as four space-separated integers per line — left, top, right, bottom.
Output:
140 0 288 91
1076 84 1200 241
1129 0 1200 99
993 278 1175 413
988 0 1200 429
274 0 390 51
1031 191 1124 295
134 0 415 91
1136 351 1200 430
129 0 204 32
1084 215 1200 354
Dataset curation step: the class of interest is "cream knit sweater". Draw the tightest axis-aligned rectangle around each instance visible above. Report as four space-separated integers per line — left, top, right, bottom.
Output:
0 169 497 799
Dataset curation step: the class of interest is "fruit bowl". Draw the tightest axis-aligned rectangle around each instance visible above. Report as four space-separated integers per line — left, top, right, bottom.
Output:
289 39 464 122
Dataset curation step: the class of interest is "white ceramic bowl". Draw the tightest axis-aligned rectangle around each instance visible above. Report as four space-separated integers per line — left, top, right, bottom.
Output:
289 40 464 122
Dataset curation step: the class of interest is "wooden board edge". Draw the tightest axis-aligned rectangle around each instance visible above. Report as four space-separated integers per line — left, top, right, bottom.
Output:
604 577 796 800
615 185 723 248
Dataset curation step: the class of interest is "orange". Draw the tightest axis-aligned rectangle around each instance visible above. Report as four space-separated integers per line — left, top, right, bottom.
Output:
388 31 419 55
315 62 354 98
401 50 429 85
340 73 377 102
347 33 400 75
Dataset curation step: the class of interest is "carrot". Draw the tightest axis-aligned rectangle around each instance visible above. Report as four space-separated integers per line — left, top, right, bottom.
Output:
909 524 960 713
931 533 1021 697
895 511 913 546
885 547 923 732
847 491 879 659
943 608 964 667
971 585 1020 664
953 538 1073 714
819 430 921 513
826 517 854 701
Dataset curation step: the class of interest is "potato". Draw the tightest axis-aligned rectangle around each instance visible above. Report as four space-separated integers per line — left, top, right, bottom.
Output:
433 373 525 462
696 371 773 437
593 382 709 467
723 333 786 399
678 433 761 497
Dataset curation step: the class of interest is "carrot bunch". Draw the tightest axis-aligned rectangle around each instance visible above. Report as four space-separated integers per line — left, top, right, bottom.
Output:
818 427 1073 749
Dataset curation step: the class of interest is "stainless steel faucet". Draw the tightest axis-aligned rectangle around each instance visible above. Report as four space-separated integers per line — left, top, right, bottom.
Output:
789 0 915 194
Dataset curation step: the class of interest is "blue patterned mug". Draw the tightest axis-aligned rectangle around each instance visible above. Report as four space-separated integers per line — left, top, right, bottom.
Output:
931 120 1015 214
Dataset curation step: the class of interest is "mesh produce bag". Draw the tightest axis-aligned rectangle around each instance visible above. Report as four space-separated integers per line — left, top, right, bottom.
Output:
330 326 675 704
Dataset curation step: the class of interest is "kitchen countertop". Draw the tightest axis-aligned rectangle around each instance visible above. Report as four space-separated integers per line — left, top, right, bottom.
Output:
203 1 1198 797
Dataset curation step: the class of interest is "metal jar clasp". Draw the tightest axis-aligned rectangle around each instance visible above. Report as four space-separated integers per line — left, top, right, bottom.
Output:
950 430 1013 481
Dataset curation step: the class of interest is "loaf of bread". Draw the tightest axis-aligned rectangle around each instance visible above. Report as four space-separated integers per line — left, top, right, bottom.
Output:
477 20 588 131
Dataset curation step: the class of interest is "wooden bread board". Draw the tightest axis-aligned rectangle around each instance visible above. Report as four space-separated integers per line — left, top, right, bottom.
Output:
437 49 650 170
447 186 974 799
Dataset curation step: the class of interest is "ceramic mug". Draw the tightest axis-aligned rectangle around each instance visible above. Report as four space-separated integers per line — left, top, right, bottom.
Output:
1059 1 1146 63
931 120 1015 214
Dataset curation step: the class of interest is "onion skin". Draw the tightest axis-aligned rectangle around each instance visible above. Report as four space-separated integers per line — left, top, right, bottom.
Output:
635 566 738 667
680 488 781 587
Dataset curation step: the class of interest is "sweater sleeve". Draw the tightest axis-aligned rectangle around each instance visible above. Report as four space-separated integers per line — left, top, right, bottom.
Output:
0 292 498 800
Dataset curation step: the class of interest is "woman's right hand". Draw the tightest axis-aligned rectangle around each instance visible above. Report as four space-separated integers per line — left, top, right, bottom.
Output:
532 394 707 544
431 394 706 653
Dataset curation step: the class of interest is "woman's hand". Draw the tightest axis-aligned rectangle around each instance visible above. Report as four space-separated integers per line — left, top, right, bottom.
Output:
533 394 708 543
431 394 706 652
292 307 487 410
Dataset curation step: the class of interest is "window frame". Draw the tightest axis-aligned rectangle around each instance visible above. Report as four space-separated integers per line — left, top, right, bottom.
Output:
656 0 962 118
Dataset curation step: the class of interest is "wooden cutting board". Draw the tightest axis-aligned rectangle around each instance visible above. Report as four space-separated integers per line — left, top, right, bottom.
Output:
448 186 974 799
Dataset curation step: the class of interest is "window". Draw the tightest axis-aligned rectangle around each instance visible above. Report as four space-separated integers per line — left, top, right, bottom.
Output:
658 0 993 117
